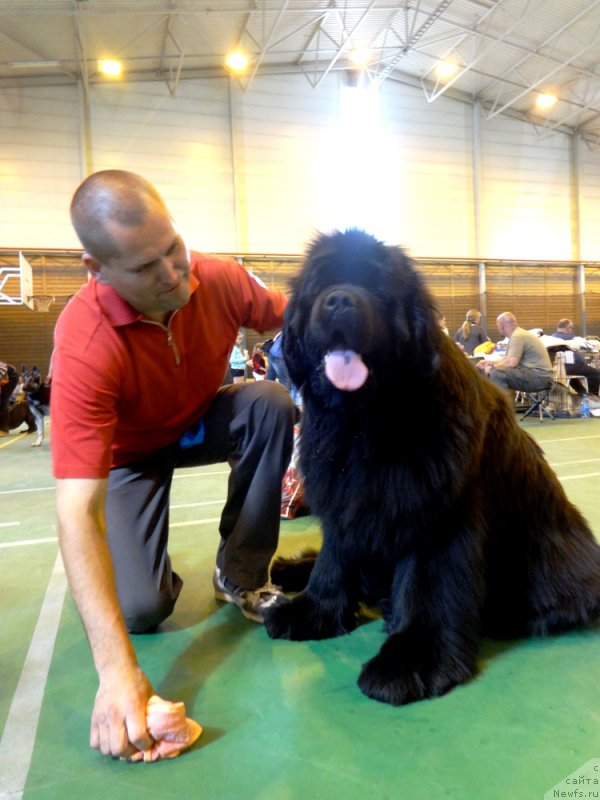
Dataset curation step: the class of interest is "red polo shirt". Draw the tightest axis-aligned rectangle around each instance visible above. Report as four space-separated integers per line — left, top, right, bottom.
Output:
51 252 286 478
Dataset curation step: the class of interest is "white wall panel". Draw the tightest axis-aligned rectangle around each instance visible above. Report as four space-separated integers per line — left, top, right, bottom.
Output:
0 86 82 248
2 75 600 261
579 141 600 262
229 73 341 253
379 81 475 258
478 115 572 260
88 79 236 252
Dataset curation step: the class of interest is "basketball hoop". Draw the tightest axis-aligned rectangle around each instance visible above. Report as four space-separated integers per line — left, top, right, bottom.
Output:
29 294 55 313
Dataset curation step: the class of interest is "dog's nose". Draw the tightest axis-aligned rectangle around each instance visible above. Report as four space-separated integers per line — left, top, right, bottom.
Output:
324 289 355 311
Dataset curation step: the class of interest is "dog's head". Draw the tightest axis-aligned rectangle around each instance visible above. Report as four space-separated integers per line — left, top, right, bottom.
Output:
21 365 42 394
283 229 443 394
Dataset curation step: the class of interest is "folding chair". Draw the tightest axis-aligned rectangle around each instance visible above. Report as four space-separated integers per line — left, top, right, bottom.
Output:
520 382 554 421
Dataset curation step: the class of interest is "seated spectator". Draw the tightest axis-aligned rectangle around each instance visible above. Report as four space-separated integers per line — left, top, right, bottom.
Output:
477 312 552 394
437 313 449 336
454 309 490 355
0 361 18 436
552 318 600 395
250 344 267 381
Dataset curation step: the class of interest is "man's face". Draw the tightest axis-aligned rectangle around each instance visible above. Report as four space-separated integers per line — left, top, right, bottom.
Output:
91 203 190 322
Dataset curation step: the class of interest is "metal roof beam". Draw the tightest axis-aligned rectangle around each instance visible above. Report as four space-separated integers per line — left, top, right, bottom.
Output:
313 0 377 88
479 0 600 97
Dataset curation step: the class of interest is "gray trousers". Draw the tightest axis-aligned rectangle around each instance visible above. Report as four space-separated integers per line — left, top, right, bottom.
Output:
105 381 295 633
489 366 552 393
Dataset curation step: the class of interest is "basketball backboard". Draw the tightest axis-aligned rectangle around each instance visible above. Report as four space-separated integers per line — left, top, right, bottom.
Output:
19 252 35 310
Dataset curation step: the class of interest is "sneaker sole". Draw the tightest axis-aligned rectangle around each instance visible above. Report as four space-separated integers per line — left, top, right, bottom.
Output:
214 588 264 623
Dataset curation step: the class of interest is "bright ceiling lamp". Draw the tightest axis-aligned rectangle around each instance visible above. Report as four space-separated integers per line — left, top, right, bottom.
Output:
535 92 557 110
98 59 122 77
225 51 248 73
434 60 459 80
348 47 371 68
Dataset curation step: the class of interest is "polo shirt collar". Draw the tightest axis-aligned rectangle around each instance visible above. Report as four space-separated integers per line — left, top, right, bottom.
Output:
93 270 200 327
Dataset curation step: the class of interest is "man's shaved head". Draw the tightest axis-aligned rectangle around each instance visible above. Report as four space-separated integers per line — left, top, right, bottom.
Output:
70 170 170 262
496 311 517 328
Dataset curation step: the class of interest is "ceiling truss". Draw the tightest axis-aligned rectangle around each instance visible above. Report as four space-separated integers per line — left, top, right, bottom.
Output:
1 1 600 145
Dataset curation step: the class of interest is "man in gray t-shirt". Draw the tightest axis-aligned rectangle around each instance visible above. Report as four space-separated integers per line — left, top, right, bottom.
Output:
477 312 552 393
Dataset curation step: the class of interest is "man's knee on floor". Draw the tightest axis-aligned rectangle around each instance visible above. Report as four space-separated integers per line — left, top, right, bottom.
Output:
122 589 177 634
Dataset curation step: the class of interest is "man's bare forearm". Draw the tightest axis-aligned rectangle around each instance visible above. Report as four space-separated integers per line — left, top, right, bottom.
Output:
55 478 138 675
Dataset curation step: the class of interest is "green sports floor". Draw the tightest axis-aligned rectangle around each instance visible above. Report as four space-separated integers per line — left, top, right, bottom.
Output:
2 418 600 800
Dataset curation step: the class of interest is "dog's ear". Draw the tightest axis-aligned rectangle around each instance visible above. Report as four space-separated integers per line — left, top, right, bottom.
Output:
385 247 442 376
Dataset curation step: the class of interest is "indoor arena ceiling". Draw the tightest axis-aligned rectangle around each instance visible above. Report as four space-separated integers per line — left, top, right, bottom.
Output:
2 0 600 143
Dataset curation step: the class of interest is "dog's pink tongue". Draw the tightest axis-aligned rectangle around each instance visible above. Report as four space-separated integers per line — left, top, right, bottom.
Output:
324 350 368 391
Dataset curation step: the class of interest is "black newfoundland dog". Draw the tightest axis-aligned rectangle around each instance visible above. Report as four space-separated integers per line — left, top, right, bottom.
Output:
265 229 600 706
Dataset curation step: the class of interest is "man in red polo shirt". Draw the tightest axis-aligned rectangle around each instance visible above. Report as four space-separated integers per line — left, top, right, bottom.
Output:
52 170 295 759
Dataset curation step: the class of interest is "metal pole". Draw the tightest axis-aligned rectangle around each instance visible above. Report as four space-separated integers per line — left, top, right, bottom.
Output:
472 102 482 259
228 76 242 252
478 261 487 331
570 133 582 261
77 78 93 178
578 263 587 337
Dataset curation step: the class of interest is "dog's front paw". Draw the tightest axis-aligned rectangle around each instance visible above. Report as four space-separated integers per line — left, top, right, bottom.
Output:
357 635 476 706
264 592 355 641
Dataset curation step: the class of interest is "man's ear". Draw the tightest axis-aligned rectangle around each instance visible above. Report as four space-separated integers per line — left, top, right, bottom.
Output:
82 252 105 282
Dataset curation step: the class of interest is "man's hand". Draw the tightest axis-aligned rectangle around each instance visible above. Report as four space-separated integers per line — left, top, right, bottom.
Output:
91 665 155 759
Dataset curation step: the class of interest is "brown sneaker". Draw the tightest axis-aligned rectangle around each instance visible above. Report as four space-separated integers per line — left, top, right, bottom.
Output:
213 566 284 623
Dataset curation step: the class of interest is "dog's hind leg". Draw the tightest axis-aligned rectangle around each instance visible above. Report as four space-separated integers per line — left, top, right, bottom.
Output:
527 524 600 637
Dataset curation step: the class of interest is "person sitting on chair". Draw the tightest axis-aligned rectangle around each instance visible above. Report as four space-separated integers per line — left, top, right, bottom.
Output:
477 312 552 395
552 318 600 395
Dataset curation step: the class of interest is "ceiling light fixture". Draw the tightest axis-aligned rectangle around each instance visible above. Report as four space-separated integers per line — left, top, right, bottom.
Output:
535 92 557 110
349 47 371 68
225 51 248 73
434 61 459 80
98 59 122 77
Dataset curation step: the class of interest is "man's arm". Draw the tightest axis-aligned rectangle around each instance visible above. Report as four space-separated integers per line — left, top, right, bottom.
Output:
56 478 154 758
477 354 519 373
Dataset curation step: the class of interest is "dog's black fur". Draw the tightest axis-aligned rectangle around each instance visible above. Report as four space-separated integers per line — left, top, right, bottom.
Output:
265 229 600 706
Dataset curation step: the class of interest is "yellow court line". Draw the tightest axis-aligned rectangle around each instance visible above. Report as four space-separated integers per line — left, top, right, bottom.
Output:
0 432 28 449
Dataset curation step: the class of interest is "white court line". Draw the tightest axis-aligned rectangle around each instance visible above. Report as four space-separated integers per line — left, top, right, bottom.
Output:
173 470 229 479
170 517 221 528
540 434 600 444
0 551 67 800
0 487 54 496
0 537 57 549
1 518 222 548
0 470 230 498
170 499 225 509
558 471 600 482
551 458 600 466
0 522 20 528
